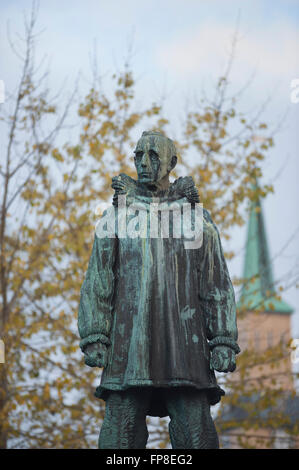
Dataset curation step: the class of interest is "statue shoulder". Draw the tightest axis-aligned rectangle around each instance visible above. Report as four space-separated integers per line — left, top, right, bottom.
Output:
203 208 213 224
202 208 220 239
170 176 200 203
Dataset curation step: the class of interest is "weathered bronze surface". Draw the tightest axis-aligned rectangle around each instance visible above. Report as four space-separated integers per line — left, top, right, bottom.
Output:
78 131 240 448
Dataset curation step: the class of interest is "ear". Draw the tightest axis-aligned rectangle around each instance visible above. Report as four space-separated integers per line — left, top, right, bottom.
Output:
169 155 177 171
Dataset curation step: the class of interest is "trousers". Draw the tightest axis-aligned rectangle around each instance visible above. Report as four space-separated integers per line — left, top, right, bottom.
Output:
98 387 219 449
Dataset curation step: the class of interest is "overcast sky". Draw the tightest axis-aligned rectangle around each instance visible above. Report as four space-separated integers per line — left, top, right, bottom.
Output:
1 0 299 341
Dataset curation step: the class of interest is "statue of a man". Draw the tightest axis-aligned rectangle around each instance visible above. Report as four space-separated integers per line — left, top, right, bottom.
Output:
78 131 240 449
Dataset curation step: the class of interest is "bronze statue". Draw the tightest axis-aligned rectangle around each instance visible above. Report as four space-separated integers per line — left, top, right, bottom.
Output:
78 131 240 449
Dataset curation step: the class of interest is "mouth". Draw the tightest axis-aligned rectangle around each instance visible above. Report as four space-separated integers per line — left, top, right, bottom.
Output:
140 173 151 179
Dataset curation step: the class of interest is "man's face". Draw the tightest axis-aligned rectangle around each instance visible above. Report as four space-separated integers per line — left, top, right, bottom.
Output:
134 134 173 186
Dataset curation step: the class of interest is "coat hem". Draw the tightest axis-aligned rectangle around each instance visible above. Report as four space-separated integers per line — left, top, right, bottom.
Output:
95 379 225 416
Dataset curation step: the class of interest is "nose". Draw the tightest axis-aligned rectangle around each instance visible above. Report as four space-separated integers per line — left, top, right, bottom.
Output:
141 152 150 168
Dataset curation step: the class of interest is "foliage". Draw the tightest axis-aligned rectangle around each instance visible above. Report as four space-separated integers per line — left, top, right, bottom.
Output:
0 7 297 449
216 339 299 449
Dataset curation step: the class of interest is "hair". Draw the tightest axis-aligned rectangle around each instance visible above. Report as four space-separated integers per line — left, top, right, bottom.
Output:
140 131 177 157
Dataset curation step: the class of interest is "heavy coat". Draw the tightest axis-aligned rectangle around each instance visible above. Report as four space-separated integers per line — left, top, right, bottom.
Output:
78 177 239 417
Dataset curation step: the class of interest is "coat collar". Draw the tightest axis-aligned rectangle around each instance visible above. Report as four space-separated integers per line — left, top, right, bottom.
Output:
112 173 200 207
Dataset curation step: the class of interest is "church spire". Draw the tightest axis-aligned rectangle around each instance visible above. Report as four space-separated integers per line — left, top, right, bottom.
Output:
238 180 293 314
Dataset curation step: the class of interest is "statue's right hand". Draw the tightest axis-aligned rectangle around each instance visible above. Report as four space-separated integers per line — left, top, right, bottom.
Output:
84 342 108 368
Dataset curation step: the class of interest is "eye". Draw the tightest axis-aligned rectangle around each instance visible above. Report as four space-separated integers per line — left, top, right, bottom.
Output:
149 150 159 160
134 151 143 160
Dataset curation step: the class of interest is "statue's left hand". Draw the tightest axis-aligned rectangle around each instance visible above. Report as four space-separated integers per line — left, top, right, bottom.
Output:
84 342 108 368
210 346 236 373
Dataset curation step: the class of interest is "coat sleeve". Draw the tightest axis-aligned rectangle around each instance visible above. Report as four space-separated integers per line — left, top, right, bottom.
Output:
198 210 240 353
78 225 117 352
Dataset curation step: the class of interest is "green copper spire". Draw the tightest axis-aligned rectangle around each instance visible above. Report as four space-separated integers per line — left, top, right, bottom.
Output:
238 181 293 314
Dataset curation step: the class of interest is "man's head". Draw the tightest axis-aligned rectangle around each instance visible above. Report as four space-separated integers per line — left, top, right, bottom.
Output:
134 131 177 190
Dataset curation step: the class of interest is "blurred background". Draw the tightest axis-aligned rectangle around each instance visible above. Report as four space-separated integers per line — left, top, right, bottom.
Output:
0 0 298 449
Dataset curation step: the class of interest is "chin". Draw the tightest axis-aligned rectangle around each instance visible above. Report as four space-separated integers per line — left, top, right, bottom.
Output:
139 177 154 184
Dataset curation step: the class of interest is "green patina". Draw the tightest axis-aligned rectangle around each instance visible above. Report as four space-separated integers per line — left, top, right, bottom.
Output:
180 305 196 321
192 334 199 344
78 131 240 449
118 323 125 337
